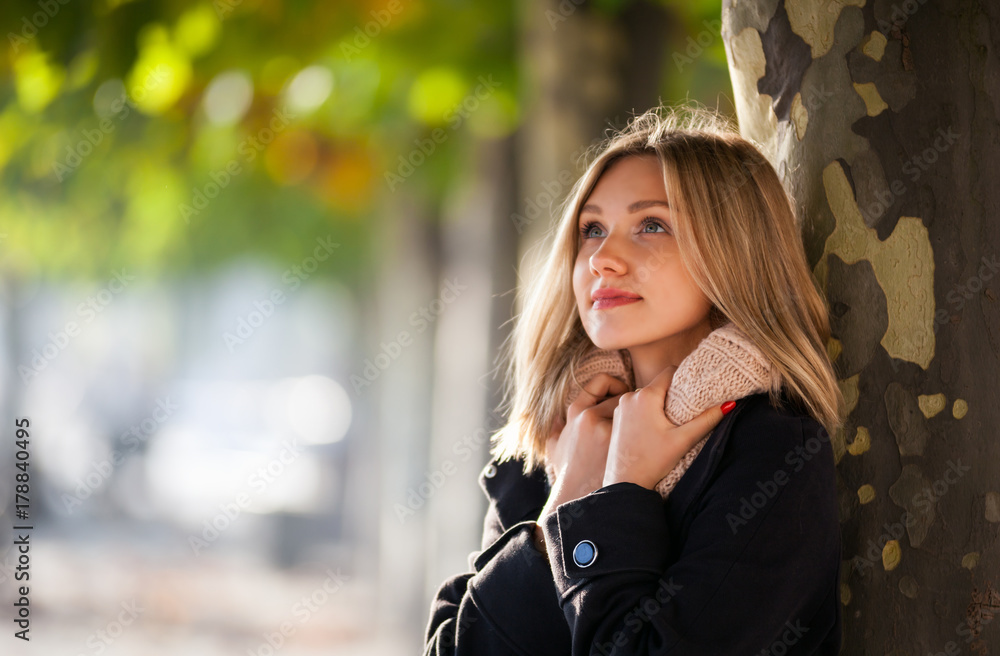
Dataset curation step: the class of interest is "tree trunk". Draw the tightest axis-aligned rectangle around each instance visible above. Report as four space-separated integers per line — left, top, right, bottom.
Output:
422 134 521 605
367 187 439 632
515 0 674 254
721 0 1000 652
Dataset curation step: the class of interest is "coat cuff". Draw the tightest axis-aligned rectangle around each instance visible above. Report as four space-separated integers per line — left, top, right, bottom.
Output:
539 482 671 600
468 520 571 654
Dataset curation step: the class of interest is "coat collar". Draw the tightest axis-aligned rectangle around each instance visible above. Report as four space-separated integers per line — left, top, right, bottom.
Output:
666 390 791 525
478 453 550 530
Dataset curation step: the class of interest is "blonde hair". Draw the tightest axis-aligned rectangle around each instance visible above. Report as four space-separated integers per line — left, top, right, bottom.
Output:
490 102 845 475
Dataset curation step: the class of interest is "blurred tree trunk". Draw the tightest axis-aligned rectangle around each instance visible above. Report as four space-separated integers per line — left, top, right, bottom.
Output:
721 0 1000 651
362 187 439 633
422 134 521 605
516 0 674 256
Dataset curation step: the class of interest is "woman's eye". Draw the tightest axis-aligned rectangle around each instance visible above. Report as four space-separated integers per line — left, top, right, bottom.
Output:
579 221 601 238
640 217 669 233
578 217 670 239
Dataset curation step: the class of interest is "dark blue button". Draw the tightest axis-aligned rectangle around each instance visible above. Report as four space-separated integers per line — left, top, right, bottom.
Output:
572 540 598 567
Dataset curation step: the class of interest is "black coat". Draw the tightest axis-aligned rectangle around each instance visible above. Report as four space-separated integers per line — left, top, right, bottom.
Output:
423 390 843 655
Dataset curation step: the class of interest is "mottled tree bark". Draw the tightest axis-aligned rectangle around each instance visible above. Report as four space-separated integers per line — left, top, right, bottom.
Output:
721 0 1000 652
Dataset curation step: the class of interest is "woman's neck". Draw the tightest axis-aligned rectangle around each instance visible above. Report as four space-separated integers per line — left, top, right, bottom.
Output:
627 320 715 388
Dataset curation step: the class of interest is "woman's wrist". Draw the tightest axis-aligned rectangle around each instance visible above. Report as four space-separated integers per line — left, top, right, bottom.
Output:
535 490 574 561
546 472 599 509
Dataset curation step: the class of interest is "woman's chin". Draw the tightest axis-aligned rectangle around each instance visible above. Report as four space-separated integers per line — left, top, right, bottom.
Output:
588 334 634 352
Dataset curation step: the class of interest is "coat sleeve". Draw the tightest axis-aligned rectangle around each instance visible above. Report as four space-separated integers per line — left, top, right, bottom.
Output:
538 415 843 655
423 460 573 655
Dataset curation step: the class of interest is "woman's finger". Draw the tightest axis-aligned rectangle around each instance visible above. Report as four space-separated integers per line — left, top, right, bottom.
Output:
572 373 629 410
591 392 625 419
673 404 728 447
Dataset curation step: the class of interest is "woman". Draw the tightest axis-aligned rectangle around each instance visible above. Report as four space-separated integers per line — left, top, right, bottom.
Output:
423 103 845 655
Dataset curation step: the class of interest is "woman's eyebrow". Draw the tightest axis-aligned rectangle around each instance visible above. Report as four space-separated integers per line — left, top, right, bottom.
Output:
579 199 670 215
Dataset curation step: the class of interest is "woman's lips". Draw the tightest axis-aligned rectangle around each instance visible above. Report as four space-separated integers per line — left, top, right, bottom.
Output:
593 297 642 310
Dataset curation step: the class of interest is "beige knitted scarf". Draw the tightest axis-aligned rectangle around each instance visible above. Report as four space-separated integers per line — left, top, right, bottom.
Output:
546 321 782 499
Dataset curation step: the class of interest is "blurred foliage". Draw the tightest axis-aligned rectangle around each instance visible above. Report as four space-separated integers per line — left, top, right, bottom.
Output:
0 0 730 283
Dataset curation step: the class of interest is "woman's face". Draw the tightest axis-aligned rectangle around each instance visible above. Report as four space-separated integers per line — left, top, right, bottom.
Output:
573 154 714 355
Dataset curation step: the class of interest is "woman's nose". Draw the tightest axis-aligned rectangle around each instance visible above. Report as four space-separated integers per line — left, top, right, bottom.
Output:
589 235 628 276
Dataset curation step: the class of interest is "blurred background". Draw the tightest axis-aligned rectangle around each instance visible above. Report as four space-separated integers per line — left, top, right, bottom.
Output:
0 0 734 653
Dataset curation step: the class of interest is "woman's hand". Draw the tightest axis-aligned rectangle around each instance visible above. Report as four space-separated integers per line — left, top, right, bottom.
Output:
604 365 731 489
539 373 628 519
